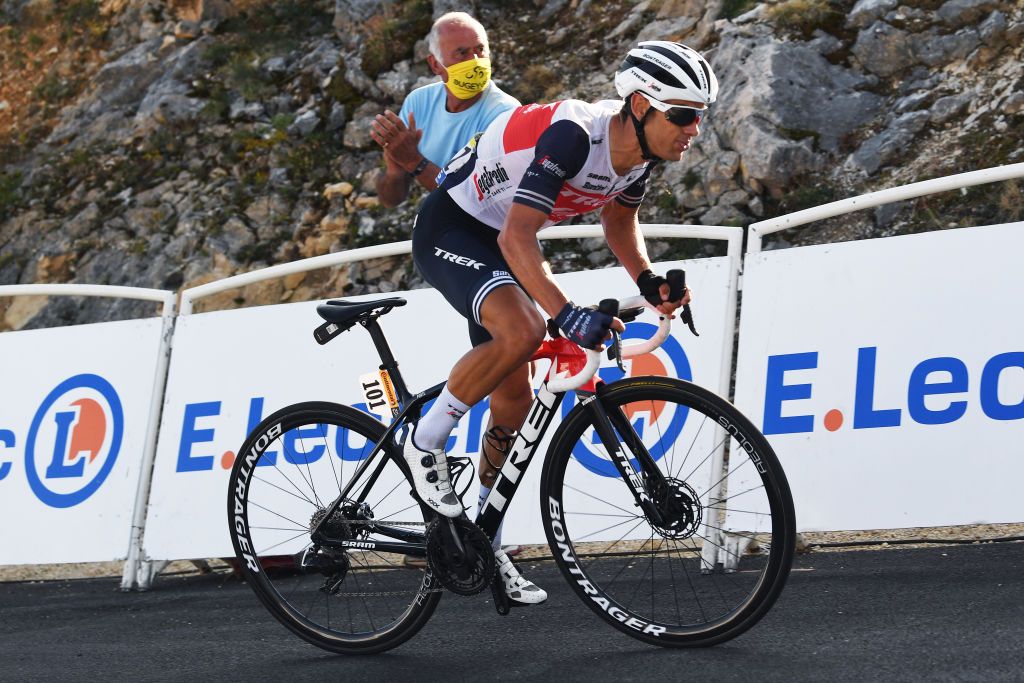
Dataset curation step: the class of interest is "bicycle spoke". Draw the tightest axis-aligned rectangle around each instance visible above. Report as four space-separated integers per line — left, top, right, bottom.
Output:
548 379 793 644
563 482 643 520
574 515 648 542
255 529 309 556
232 405 436 651
252 474 317 507
248 499 309 535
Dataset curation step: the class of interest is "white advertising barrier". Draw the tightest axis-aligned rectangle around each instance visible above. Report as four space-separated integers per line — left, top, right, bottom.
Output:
0 318 166 564
733 222 1024 532
143 259 733 561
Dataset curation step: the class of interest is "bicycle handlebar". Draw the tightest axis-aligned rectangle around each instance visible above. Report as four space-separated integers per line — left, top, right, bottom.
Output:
546 294 673 393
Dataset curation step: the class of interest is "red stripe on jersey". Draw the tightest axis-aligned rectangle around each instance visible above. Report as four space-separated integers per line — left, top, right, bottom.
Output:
502 102 563 153
548 185 621 221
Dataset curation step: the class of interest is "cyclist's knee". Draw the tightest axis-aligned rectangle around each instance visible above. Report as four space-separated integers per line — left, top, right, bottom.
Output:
490 311 544 355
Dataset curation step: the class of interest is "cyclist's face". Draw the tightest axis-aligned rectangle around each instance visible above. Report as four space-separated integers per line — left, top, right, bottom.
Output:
430 22 489 76
640 97 703 162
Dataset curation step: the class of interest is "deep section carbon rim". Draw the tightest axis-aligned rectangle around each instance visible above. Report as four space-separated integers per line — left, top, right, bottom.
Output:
227 402 440 654
542 378 795 647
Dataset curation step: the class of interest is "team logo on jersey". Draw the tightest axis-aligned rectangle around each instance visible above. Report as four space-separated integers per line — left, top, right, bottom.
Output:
536 155 566 179
473 162 510 200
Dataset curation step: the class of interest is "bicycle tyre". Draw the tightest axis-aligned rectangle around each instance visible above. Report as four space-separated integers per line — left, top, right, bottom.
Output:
540 377 795 647
227 401 441 655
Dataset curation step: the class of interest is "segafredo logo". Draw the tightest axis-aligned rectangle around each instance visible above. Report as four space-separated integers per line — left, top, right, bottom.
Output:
24 374 124 508
566 322 692 477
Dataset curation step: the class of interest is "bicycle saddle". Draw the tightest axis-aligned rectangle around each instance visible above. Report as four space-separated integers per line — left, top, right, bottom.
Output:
316 297 407 325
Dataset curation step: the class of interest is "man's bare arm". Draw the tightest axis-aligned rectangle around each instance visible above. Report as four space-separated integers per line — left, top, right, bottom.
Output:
601 200 689 314
371 110 439 206
601 200 651 281
376 165 412 208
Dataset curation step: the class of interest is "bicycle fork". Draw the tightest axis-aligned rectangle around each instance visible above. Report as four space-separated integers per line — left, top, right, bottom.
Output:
584 383 667 527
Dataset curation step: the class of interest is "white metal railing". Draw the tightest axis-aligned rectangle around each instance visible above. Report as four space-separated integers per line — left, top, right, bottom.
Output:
179 224 744 313
178 241 413 315
0 284 177 591
177 223 744 404
0 283 175 307
747 162 1024 254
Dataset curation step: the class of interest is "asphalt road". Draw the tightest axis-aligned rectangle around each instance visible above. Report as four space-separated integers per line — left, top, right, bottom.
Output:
2 543 1022 682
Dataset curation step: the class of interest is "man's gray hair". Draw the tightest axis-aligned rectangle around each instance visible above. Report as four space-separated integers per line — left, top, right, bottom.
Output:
427 12 488 62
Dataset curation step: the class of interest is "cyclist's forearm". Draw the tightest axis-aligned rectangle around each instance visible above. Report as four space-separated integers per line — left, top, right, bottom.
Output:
498 214 570 319
598 208 647 282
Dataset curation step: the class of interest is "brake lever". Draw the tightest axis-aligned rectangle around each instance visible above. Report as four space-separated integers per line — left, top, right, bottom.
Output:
606 329 626 372
681 303 699 336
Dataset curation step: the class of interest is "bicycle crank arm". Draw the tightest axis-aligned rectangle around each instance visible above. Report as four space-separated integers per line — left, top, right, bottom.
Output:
490 573 510 616
440 518 473 580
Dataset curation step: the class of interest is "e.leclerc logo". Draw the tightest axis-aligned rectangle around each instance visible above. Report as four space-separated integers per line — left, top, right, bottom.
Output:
762 347 1024 434
24 374 124 508
567 321 693 477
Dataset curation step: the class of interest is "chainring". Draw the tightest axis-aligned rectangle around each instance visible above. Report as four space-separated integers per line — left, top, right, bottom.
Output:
425 517 495 596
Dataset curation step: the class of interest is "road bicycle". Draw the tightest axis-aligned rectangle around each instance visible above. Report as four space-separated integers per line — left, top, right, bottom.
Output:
227 272 796 654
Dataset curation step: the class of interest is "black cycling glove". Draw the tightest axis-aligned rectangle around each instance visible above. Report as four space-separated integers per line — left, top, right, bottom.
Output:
555 302 614 350
637 269 669 307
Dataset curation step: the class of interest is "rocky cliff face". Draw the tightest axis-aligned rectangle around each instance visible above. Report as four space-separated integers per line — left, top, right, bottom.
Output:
1 0 1022 330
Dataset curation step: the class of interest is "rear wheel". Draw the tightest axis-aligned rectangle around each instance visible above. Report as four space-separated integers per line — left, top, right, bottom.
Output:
227 401 441 654
541 377 795 647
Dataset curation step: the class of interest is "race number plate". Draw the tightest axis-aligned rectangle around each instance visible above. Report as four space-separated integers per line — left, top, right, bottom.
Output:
358 370 399 419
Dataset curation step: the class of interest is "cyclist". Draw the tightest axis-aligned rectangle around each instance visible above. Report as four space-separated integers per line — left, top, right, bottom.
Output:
404 41 717 605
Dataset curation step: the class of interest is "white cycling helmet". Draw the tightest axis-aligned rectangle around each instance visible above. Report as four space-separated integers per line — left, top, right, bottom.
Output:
615 41 719 106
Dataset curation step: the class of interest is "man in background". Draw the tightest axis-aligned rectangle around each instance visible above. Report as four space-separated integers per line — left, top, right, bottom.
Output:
370 11 519 208
370 11 523 557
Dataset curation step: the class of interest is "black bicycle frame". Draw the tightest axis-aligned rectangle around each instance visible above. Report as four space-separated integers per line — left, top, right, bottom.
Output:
311 315 659 555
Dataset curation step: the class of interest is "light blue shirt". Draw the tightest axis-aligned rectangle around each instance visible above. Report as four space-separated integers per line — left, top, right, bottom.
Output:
398 81 520 168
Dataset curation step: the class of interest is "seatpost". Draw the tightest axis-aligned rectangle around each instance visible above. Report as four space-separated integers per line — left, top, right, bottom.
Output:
362 316 413 405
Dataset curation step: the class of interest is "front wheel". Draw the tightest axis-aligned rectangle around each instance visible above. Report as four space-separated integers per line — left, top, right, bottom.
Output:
540 377 795 647
227 401 441 655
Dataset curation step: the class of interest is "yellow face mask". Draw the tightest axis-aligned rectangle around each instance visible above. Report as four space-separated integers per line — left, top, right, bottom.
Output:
444 56 491 100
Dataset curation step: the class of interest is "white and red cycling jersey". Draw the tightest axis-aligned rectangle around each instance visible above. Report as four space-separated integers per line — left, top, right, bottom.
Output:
438 99 653 231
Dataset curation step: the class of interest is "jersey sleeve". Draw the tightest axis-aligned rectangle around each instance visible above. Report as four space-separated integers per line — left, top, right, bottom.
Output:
512 120 590 215
615 166 652 208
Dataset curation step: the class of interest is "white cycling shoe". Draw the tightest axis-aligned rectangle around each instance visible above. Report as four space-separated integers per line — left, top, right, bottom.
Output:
403 438 463 518
495 548 547 605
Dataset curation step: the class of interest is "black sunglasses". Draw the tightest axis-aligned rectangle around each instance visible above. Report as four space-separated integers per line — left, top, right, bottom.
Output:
643 95 706 127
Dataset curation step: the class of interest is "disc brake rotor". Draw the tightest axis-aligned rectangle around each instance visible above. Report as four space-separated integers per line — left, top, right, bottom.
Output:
649 477 703 539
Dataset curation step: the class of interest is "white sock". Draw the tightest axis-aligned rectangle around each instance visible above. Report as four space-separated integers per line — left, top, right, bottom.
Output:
478 483 503 551
413 384 471 451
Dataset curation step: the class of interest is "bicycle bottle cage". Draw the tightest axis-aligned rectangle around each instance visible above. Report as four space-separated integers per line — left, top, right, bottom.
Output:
313 297 407 345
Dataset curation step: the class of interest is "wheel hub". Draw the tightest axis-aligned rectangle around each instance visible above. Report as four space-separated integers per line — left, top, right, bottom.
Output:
648 477 702 539
309 500 374 541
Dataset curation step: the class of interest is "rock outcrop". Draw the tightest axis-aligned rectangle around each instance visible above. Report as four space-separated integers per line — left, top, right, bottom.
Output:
1 0 1022 331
